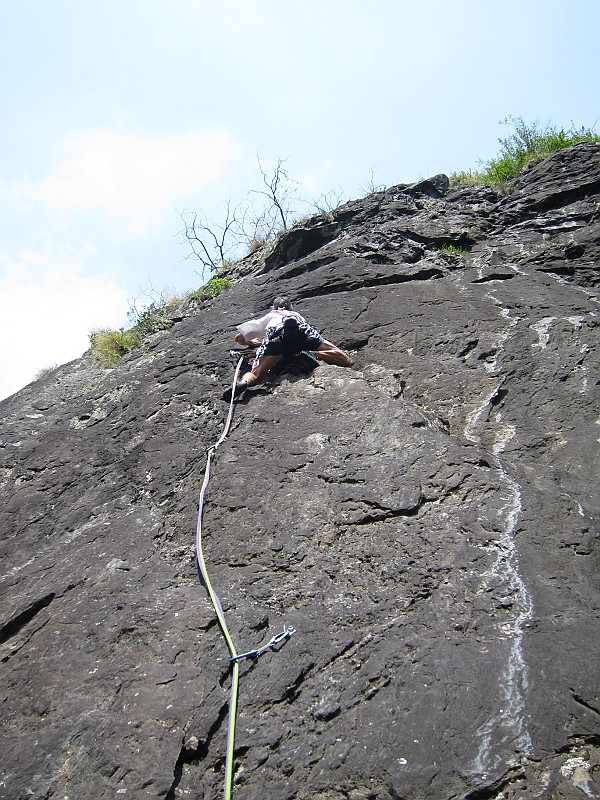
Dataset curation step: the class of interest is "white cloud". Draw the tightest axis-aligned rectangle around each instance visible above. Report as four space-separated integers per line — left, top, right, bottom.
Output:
0 245 129 401
18 128 240 238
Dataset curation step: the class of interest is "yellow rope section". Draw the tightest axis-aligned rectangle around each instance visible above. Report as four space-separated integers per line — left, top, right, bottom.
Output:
195 359 244 800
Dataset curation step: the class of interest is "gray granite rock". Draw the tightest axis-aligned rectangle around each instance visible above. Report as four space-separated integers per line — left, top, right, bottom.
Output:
1 143 599 799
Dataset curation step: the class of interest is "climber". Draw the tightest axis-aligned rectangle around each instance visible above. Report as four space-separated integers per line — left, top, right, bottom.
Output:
223 296 352 400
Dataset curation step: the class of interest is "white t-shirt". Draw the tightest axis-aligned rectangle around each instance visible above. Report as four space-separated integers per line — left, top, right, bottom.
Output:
237 310 306 340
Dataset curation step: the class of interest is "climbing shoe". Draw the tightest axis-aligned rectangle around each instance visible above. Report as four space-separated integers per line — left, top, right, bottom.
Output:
222 382 248 402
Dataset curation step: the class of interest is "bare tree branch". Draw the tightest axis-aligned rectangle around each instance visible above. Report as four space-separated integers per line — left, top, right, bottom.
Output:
311 188 346 215
179 156 326 272
251 155 299 231
361 166 386 196
179 200 243 275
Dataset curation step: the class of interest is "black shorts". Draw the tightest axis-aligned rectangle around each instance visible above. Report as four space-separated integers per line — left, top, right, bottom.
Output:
254 317 323 364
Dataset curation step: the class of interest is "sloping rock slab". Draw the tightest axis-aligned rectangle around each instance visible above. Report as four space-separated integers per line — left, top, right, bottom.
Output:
1 143 599 800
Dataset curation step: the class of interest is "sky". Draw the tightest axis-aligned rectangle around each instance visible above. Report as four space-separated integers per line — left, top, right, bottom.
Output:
1 0 598 400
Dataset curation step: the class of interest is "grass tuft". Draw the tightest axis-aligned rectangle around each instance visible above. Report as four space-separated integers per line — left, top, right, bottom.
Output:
439 244 467 256
34 364 59 380
89 329 142 367
187 276 234 303
127 301 173 338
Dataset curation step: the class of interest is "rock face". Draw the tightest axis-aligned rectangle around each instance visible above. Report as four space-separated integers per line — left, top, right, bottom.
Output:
1 143 599 800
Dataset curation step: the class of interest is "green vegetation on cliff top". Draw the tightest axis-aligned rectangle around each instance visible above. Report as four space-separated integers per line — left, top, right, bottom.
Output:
451 116 600 187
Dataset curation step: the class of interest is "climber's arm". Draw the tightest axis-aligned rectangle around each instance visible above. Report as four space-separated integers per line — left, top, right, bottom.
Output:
313 340 353 367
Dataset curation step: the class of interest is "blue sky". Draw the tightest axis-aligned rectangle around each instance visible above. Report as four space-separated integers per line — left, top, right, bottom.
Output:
1 0 598 399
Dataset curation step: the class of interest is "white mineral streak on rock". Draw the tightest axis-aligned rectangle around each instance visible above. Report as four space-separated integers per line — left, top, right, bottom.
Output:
508 263 526 275
476 257 485 281
492 423 516 455
0 466 14 490
575 365 590 394
486 325 520 374
463 296 533 773
466 306 519 435
560 757 596 798
472 468 534 775
565 315 585 328
561 756 591 778
0 556 37 582
464 385 502 443
561 316 591 393
549 272 600 307
484 304 520 374
530 317 556 350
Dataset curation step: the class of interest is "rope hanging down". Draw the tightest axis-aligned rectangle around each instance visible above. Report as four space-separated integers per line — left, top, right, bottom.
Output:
195 357 295 800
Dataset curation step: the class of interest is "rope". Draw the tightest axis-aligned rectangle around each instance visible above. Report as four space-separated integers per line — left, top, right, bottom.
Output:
195 357 295 800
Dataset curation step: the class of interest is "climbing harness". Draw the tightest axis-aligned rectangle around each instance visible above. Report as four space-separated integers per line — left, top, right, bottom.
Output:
195 357 295 800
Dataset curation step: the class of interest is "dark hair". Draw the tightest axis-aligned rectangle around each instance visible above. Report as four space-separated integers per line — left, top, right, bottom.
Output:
272 296 293 310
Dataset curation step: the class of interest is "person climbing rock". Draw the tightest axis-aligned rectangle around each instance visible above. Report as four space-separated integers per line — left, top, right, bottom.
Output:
223 296 352 400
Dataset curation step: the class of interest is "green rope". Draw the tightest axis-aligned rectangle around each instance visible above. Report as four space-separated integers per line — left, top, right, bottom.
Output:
195 360 243 800
194 357 295 799
225 661 240 800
